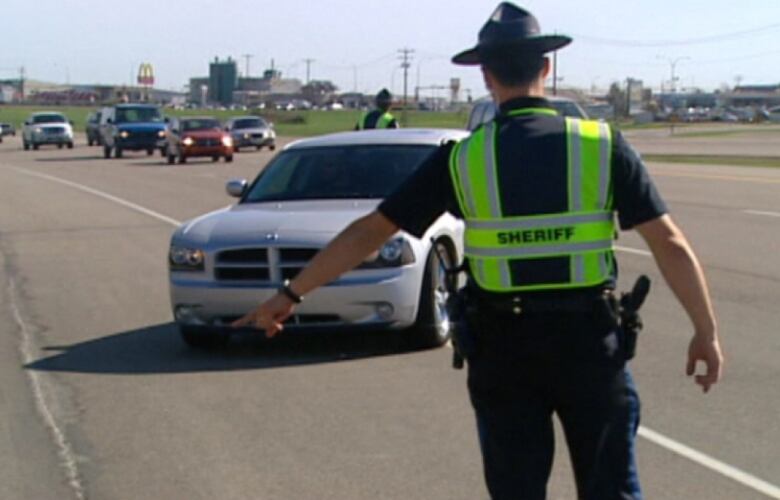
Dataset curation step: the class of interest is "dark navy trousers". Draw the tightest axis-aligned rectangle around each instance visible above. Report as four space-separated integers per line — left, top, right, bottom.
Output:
467 310 642 500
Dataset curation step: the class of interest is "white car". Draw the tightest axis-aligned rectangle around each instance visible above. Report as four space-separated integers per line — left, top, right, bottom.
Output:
169 128 468 348
22 112 74 150
465 96 589 131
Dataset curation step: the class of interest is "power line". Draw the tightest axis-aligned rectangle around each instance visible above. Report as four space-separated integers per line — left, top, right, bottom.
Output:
571 22 780 47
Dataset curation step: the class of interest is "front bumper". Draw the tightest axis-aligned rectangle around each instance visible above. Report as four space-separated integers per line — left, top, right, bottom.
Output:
32 132 73 144
169 266 423 332
116 134 166 150
233 133 275 148
181 145 233 157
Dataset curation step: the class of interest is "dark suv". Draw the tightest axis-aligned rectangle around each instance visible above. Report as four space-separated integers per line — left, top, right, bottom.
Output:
86 111 102 146
99 104 167 158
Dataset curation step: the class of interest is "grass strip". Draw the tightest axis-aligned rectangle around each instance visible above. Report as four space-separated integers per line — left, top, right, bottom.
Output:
643 154 780 168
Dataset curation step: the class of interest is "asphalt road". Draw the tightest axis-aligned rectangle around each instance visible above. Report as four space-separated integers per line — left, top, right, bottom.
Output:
1 130 778 500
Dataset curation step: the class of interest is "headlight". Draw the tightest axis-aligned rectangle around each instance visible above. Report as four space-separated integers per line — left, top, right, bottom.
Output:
119 130 129 139
169 245 205 271
157 130 166 138
360 238 415 268
243 133 250 139
182 137 194 147
221 135 233 147
34 127 43 133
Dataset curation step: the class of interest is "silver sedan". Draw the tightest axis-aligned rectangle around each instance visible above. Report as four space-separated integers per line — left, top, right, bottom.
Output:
168 128 468 348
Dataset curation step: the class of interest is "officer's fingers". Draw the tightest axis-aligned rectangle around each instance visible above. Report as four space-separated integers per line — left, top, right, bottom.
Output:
231 313 254 328
265 321 284 338
685 354 696 376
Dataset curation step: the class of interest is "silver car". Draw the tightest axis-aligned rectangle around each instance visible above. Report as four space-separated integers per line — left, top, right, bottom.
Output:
169 128 468 348
22 112 75 150
224 115 276 152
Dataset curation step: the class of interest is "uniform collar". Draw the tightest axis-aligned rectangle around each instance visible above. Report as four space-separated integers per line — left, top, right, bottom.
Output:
498 96 554 115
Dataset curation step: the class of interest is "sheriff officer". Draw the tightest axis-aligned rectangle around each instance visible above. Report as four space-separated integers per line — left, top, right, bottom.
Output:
234 3 724 499
355 88 399 129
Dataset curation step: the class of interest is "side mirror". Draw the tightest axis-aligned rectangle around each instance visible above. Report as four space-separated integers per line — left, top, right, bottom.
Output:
226 178 248 198
164 117 170 123
171 128 179 135
24 121 30 126
107 118 113 124
69 120 74 125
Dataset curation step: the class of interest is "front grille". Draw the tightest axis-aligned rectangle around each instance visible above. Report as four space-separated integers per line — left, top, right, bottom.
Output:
42 126 64 134
214 247 319 282
195 138 220 147
251 133 264 139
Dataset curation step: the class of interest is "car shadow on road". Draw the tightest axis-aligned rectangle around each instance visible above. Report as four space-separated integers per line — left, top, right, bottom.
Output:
25 322 425 375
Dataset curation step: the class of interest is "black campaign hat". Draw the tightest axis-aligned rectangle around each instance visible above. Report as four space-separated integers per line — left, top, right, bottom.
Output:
452 2 572 66
376 88 392 104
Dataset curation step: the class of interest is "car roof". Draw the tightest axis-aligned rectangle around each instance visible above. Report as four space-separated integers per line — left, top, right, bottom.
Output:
284 128 470 150
180 116 218 121
30 111 66 116
229 115 263 120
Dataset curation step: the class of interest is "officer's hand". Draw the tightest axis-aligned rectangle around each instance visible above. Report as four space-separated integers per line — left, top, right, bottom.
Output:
231 294 295 338
686 333 723 393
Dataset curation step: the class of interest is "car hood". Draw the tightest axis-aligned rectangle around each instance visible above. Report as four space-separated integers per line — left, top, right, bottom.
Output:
117 123 166 132
182 129 225 139
173 199 381 248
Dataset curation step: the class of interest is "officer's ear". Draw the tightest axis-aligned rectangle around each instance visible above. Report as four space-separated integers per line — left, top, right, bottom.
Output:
541 57 551 80
481 66 495 93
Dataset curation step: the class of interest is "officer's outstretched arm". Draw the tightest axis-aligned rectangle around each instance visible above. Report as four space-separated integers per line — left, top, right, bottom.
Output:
635 214 724 393
232 211 399 337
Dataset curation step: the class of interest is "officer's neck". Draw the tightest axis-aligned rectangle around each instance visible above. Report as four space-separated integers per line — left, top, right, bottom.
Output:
492 80 546 106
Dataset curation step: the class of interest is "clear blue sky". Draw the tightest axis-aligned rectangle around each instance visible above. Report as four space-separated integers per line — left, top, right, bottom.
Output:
2 0 779 98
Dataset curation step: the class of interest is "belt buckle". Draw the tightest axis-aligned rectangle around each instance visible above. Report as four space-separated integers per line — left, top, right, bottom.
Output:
512 296 523 315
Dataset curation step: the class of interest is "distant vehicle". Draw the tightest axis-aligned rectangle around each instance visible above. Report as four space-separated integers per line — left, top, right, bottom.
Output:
168 128 468 349
99 103 167 159
224 116 276 152
466 96 589 131
86 111 102 146
0 122 16 137
22 112 74 150
767 106 780 123
165 116 233 164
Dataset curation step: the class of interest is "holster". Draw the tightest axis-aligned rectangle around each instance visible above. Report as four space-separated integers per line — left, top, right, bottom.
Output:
448 288 479 369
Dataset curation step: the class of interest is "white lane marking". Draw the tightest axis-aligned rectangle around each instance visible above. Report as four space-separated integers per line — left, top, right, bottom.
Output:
638 427 780 499
13 168 181 227
9 279 86 500
16 167 779 497
744 209 780 218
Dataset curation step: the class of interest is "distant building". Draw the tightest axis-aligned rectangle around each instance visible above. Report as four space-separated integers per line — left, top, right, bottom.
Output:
209 57 238 106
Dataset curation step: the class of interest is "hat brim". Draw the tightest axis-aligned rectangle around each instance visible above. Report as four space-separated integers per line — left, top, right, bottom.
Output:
451 35 572 66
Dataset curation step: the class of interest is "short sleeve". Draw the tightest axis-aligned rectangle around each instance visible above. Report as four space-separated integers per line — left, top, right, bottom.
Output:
611 131 668 230
378 142 459 237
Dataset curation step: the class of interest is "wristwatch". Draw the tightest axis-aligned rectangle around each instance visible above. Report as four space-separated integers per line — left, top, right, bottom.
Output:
279 280 303 304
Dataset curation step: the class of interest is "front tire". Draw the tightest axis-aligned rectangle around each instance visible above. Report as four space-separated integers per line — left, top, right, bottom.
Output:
115 147 123 158
179 325 229 349
103 145 112 159
67 142 74 149
23 140 30 151
407 241 454 349
224 155 233 163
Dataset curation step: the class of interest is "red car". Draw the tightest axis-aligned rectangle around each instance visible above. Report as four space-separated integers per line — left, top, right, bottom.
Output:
165 117 233 164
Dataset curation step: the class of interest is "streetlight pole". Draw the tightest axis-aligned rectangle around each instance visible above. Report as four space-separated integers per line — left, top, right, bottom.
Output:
658 55 690 94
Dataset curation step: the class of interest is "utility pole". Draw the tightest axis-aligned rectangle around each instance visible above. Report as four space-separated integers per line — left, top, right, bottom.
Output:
242 54 254 78
398 47 414 119
19 66 26 102
657 55 690 94
303 58 315 84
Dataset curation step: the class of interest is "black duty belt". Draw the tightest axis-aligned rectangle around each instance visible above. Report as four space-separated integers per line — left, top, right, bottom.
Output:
475 290 614 315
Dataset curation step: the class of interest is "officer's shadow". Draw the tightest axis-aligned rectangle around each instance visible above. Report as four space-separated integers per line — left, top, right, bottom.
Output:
25 322 416 375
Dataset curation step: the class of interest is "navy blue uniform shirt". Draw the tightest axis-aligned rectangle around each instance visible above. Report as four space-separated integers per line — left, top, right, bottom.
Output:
378 97 667 292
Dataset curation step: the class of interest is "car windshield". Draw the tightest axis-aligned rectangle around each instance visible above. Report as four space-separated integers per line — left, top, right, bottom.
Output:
233 118 266 129
181 119 221 131
115 107 162 123
243 144 436 203
32 114 66 124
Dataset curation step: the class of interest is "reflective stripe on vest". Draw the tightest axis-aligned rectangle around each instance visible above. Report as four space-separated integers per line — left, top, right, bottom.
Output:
449 111 615 292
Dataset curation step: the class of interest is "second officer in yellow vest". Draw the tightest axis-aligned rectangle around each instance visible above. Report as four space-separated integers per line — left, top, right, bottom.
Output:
355 88 399 130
